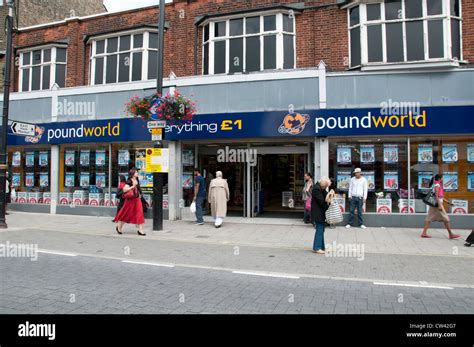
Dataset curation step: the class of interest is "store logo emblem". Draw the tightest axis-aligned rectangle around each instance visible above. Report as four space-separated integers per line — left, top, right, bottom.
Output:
278 113 310 135
24 126 45 144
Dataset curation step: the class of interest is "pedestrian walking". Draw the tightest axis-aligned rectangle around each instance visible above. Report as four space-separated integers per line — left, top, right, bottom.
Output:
464 230 474 247
113 175 127 221
421 174 460 239
302 172 314 224
345 168 368 229
208 171 230 228
114 169 146 236
5 171 12 215
193 168 206 225
311 177 334 254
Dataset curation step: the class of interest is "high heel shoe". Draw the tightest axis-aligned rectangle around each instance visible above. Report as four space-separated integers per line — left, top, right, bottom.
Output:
116 226 122 235
137 230 146 236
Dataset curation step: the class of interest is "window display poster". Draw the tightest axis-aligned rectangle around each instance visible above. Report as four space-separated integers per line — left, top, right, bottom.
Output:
80 150 90 166
376 199 392 214
12 173 21 187
25 173 34 187
95 150 106 166
12 151 21 167
65 151 75 166
383 145 398 163
135 150 146 170
65 173 75 187
443 172 458 192
360 145 375 164
39 151 49 167
337 170 352 191
118 150 130 166
418 144 433 163
80 172 90 187
418 172 433 191
468 172 474 192
467 144 474 163
139 171 153 188
384 171 399 191
96 173 106 188
363 171 375 191
337 146 352 164
40 173 49 187
182 173 193 188
442 144 458 163
182 150 195 166
25 152 35 167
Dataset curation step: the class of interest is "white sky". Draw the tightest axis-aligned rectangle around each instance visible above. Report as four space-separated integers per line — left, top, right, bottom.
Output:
103 0 172 12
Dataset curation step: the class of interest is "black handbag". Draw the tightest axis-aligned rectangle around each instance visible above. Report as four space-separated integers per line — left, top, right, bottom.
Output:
422 187 438 207
141 196 148 213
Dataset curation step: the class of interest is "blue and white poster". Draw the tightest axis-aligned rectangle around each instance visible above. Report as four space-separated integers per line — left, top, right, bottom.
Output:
12 151 21 167
95 150 106 166
25 152 35 167
360 145 375 164
337 170 352 191
442 144 458 163
118 150 130 166
80 173 90 187
337 146 352 164
384 145 398 163
96 173 106 188
12 173 21 187
418 144 433 163
80 150 90 166
65 173 75 187
468 172 474 192
418 172 433 191
40 173 49 187
65 151 75 166
39 151 48 166
384 171 398 191
443 172 458 192
467 144 474 163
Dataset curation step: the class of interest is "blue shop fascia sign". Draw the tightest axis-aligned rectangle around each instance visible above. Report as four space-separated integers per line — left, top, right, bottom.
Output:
7 105 474 146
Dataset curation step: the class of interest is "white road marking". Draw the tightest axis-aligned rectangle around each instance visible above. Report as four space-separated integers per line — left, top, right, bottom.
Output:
373 282 453 290
232 270 300 279
37 249 77 257
122 260 175 268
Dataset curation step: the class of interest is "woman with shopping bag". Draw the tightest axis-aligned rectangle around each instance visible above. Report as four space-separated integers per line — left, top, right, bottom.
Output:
311 177 334 254
113 168 146 236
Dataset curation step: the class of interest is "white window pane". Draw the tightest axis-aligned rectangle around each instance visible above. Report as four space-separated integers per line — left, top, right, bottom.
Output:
451 19 461 60
350 27 361 66
133 34 143 48
405 0 423 19
42 65 51 89
119 35 131 51
149 33 158 49
21 69 30 91
229 38 243 73
56 48 67 63
55 64 66 87
33 50 41 64
349 6 359 26
94 57 104 84
215 21 226 37
283 34 294 69
106 55 118 83
43 49 51 62
230 18 243 36
148 50 158 79
367 25 383 62
132 52 142 81
264 15 276 31
22 52 30 66
96 40 105 54
367 4 381 21
118 53 130 82
31 66 41 90
428 20 444 58
406 21 424 61
107 37 118 53
263 35 276 69
427 0 443 16
214 40 226 73
246 16 260 34
245 36 260 72
386 22 404 62
385 0 402 20
203 43 209 75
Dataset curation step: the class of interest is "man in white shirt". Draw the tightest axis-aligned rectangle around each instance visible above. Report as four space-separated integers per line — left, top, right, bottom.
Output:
346 168 367 229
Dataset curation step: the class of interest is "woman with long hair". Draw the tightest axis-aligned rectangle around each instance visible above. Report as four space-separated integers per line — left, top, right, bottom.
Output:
311 177 334 254
302 172 314 224
114 169 146 236
421 173 460 239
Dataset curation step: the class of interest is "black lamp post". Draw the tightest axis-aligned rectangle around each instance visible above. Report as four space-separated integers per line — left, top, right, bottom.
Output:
0 0 15 229
152 0 166 231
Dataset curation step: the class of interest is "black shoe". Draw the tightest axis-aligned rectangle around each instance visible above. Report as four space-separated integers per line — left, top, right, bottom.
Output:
137 230 146 236
464 242 472 247
116 226 122 235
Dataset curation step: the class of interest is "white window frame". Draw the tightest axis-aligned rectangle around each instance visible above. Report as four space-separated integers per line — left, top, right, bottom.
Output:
89 29 159 85
18 45 67 92
202 11 296 75
347 0 463 69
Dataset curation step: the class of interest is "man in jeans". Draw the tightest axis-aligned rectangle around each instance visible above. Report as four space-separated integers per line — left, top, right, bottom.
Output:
346 168 368 229
193 168 206 225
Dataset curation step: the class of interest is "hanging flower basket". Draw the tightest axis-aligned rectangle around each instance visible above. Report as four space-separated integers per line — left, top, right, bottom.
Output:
125 89 196 124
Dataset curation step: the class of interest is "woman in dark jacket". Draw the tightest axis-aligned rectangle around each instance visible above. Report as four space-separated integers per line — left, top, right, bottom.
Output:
311 177 334 254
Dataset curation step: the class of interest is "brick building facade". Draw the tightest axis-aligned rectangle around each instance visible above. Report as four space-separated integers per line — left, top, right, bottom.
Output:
13 0 472 91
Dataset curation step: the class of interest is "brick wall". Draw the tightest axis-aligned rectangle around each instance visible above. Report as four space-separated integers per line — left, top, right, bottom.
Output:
11 0 474 91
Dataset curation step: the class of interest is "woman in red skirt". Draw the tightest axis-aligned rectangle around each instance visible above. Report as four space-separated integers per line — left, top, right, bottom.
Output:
114 169 146 236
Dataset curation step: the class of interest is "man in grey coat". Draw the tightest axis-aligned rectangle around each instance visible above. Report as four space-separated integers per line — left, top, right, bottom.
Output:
208 171 230 228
